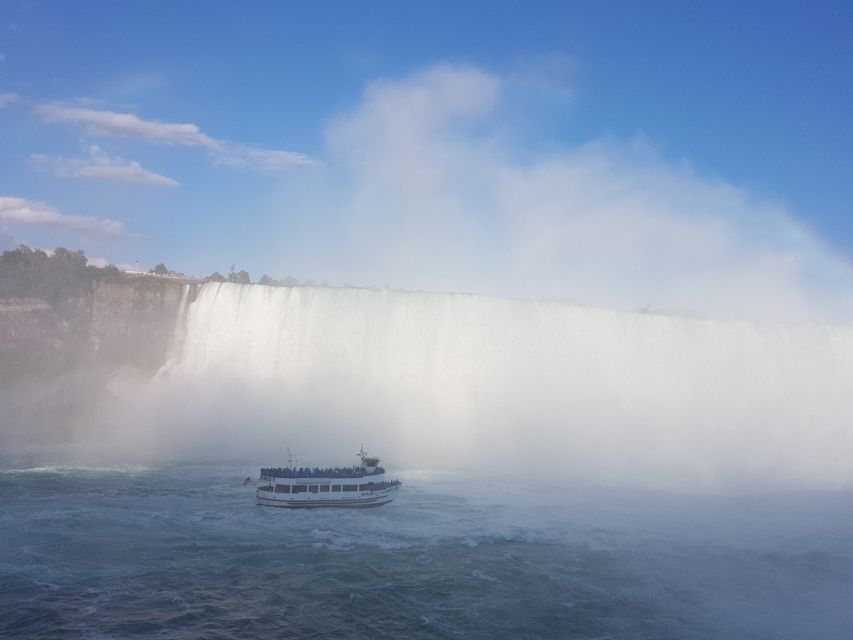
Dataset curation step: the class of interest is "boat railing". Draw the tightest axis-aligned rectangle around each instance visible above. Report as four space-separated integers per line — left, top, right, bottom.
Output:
260 465 387 479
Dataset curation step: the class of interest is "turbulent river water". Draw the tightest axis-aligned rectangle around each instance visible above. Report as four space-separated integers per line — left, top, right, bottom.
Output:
3 462 853 639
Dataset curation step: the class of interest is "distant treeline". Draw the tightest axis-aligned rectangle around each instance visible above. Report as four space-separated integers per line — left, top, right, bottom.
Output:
0 245 121 306
204 269 329 288
0 245 333 305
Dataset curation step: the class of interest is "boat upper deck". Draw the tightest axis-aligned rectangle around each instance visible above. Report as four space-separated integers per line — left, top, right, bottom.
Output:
260 465 386 480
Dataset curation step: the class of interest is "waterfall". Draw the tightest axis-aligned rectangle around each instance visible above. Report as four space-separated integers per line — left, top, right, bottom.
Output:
164 283 192 364
154 282 853 488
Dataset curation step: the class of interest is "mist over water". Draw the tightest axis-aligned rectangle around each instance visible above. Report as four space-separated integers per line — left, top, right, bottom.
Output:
94 282 853 491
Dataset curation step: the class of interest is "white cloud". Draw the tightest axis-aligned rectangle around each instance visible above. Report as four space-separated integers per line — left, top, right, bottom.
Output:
30 145 179 187
35 103 316 170
312 64 853 322
0 225 17 250
36 103 215 147
0 196 123 236
212 141 317 170
0 93 19 107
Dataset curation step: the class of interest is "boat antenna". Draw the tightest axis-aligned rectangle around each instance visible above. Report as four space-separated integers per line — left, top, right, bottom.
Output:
288 446 293 469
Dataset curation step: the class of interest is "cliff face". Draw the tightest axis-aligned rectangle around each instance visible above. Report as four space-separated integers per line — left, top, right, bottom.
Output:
0 299 69 380
1 277 197 374
0 277 198 444
87 279 198 371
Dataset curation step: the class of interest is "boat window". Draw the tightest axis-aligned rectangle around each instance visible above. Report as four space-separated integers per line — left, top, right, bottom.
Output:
319 485 330 493
309 485 319 493
331 484 341 492
274 484 290 494
292 485 307 493
342 484 358 492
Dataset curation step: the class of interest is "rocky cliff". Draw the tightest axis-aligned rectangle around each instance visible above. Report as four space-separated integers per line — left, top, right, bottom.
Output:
0 276 198 443
87 278 198 370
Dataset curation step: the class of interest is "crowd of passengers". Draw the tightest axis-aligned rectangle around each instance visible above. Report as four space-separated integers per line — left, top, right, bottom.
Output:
377 479 402 488
358 480 401 489
260 465 386 479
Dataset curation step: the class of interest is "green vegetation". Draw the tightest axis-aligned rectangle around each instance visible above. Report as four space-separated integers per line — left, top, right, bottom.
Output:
249 274 317 287
0 245 121 306
227 269 251 285
0 245 332 299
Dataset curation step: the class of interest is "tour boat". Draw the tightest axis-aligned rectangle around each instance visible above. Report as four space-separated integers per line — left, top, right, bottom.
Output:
256 446 402 509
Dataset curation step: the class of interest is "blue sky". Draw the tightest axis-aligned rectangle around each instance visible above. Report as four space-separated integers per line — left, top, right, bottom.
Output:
0 1 851 318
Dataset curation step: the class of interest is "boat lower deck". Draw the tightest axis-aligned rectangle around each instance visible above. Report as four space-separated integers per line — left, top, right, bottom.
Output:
256 494 394 509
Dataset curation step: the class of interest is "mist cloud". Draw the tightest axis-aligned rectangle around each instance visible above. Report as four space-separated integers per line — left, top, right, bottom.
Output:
95 283 853 492
305 64 853 322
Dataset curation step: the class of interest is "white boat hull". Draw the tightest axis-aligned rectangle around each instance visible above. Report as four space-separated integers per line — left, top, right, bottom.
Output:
256 491 394 509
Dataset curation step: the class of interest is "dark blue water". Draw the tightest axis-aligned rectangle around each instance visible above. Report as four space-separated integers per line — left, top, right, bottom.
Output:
2 463 853 639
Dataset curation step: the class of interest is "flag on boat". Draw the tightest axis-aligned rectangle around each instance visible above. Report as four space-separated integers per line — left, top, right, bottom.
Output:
243 476 254 486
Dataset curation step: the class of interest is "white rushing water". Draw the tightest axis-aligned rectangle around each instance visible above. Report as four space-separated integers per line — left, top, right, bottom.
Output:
146 282 853 489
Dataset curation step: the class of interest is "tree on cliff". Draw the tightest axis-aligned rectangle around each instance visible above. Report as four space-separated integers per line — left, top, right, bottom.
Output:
98 264 121 280
150 263 169 276
0 245 120 306
258 274 279 286
205 271 226 283
228 269 251 285
281 276 298 287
